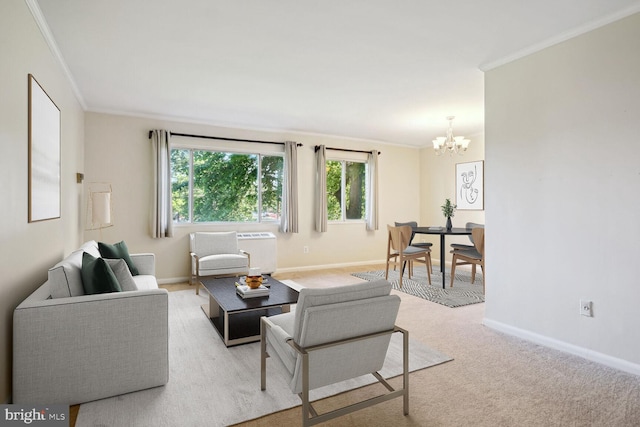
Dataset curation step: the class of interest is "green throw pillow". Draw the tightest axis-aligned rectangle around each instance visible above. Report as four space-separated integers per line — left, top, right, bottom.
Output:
81 252 122 295
98 240 139 276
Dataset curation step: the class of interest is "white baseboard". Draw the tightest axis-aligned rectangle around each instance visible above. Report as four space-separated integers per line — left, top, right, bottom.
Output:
158 260 389 284
483 318 640 377
157 276 190 285
275 259 386 274
158 259 457 285
275 259 459 273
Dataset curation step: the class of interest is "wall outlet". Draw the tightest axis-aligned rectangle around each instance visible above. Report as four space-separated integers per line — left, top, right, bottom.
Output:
580 300 593 317
303 246 309 254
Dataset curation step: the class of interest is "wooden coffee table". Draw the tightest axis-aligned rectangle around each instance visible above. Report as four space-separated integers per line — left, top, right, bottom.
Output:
200 276 299 347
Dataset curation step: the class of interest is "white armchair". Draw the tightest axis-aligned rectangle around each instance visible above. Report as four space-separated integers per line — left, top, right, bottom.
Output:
260 279 408 426
190 231 250 294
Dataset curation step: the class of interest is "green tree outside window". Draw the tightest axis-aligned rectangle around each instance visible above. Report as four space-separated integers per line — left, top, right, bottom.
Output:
170 148 283 223
326 160 367 221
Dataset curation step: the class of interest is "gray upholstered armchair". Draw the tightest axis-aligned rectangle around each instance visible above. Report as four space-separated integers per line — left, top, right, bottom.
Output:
260 279 408 426
189 231 250 294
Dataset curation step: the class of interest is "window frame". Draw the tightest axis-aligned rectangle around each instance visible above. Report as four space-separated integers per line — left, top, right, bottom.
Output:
325 157 369 223
170 144 284 225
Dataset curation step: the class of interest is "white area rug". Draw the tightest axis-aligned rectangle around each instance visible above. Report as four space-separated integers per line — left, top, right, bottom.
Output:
76 284 452 426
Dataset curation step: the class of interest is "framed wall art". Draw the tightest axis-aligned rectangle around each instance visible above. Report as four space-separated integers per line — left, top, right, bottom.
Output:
455 160 484 210
28 74 61 222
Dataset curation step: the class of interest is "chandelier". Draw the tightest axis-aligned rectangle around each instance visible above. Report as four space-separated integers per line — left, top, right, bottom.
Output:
432 116 470 156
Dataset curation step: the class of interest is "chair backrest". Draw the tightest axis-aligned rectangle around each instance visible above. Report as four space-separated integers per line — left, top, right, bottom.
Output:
189 231 239 257
394 221 418 244
472 227 485 257
290 280 400 393
293 279 392 342
387 225 412 253
464 222 483 244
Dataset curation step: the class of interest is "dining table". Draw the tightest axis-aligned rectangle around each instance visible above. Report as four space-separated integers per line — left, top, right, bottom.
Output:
413 226 473 289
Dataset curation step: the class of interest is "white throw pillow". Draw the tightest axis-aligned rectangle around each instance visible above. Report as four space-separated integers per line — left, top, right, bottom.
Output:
79 240 101 258
48 250 85 298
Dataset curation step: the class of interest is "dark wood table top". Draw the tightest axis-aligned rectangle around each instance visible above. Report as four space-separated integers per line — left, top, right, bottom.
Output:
200 276 299 313
413 226 472 235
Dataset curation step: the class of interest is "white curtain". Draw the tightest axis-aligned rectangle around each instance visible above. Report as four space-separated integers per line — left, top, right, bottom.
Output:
279 141 299 233
151 129 173 238
366 150 379 231
315 145 328 232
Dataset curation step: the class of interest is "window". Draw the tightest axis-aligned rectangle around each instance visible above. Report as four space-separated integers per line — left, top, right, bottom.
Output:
171 148 283 223
326 160 367 221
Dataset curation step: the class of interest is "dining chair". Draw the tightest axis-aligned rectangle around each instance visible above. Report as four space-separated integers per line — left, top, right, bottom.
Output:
394 221 433 250
386 225 432 288
394 221 432 277
450 222 484 251
450 227 485 293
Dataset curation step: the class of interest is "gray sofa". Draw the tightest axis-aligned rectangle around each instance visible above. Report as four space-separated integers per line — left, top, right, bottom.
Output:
13 241 169 405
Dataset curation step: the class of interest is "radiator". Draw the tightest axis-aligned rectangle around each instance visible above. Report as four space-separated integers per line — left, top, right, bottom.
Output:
237 232 277 274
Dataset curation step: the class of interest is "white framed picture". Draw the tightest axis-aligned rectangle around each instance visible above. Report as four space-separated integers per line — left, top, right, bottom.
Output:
28 74 61 222
456 161 484 210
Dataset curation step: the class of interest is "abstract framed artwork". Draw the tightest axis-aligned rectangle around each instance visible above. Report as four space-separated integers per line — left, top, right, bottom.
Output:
455 160 484 210
28 74 61 222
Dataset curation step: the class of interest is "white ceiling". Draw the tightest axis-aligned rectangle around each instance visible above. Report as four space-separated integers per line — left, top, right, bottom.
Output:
34 0 640 147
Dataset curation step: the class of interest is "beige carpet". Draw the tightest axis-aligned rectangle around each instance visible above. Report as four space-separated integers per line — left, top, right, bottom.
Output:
75 287 451 427
233 272 640 426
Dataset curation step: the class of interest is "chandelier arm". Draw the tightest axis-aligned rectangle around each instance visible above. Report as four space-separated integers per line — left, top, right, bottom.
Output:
432 116 469 156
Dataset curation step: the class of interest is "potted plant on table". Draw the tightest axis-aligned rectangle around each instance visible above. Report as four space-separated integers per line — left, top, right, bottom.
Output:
441 198 456 230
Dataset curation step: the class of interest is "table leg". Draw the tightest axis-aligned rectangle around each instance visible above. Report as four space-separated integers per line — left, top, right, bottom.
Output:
224 311 230 346
209 294 219 319
440 234 446 289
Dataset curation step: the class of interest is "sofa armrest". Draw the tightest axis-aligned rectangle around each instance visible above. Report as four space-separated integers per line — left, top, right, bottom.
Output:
130 252 155 276
13 289 169 405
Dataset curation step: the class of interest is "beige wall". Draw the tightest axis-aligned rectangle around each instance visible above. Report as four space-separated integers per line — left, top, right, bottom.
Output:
0 0 85 402
84 112 424 282
484 13 640 372
419 134 486 259
2 0 488 404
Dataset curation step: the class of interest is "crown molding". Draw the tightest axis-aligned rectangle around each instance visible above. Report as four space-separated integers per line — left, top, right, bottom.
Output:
87 106 422 150
25 0 87 109
480 4 640 71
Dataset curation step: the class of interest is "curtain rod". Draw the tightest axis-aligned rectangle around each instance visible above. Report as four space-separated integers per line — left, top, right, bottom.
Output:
148 130 302 147
314 145 381 155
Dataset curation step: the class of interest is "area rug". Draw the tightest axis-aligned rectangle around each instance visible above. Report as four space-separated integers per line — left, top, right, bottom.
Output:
76 286 452 427
352 267 484 308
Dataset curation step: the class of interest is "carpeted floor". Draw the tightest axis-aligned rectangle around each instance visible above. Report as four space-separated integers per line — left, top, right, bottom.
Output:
352 266 484 307
75 287 452 427
232 268 640 427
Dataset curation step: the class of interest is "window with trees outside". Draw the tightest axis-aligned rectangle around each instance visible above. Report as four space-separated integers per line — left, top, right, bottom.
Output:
326 160 367 221
171 148 283 223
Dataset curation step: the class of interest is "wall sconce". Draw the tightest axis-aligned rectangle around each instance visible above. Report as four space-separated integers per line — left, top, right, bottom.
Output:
86 183 113 236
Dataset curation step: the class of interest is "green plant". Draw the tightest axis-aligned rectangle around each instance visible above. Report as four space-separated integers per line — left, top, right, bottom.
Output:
441 198 456 218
